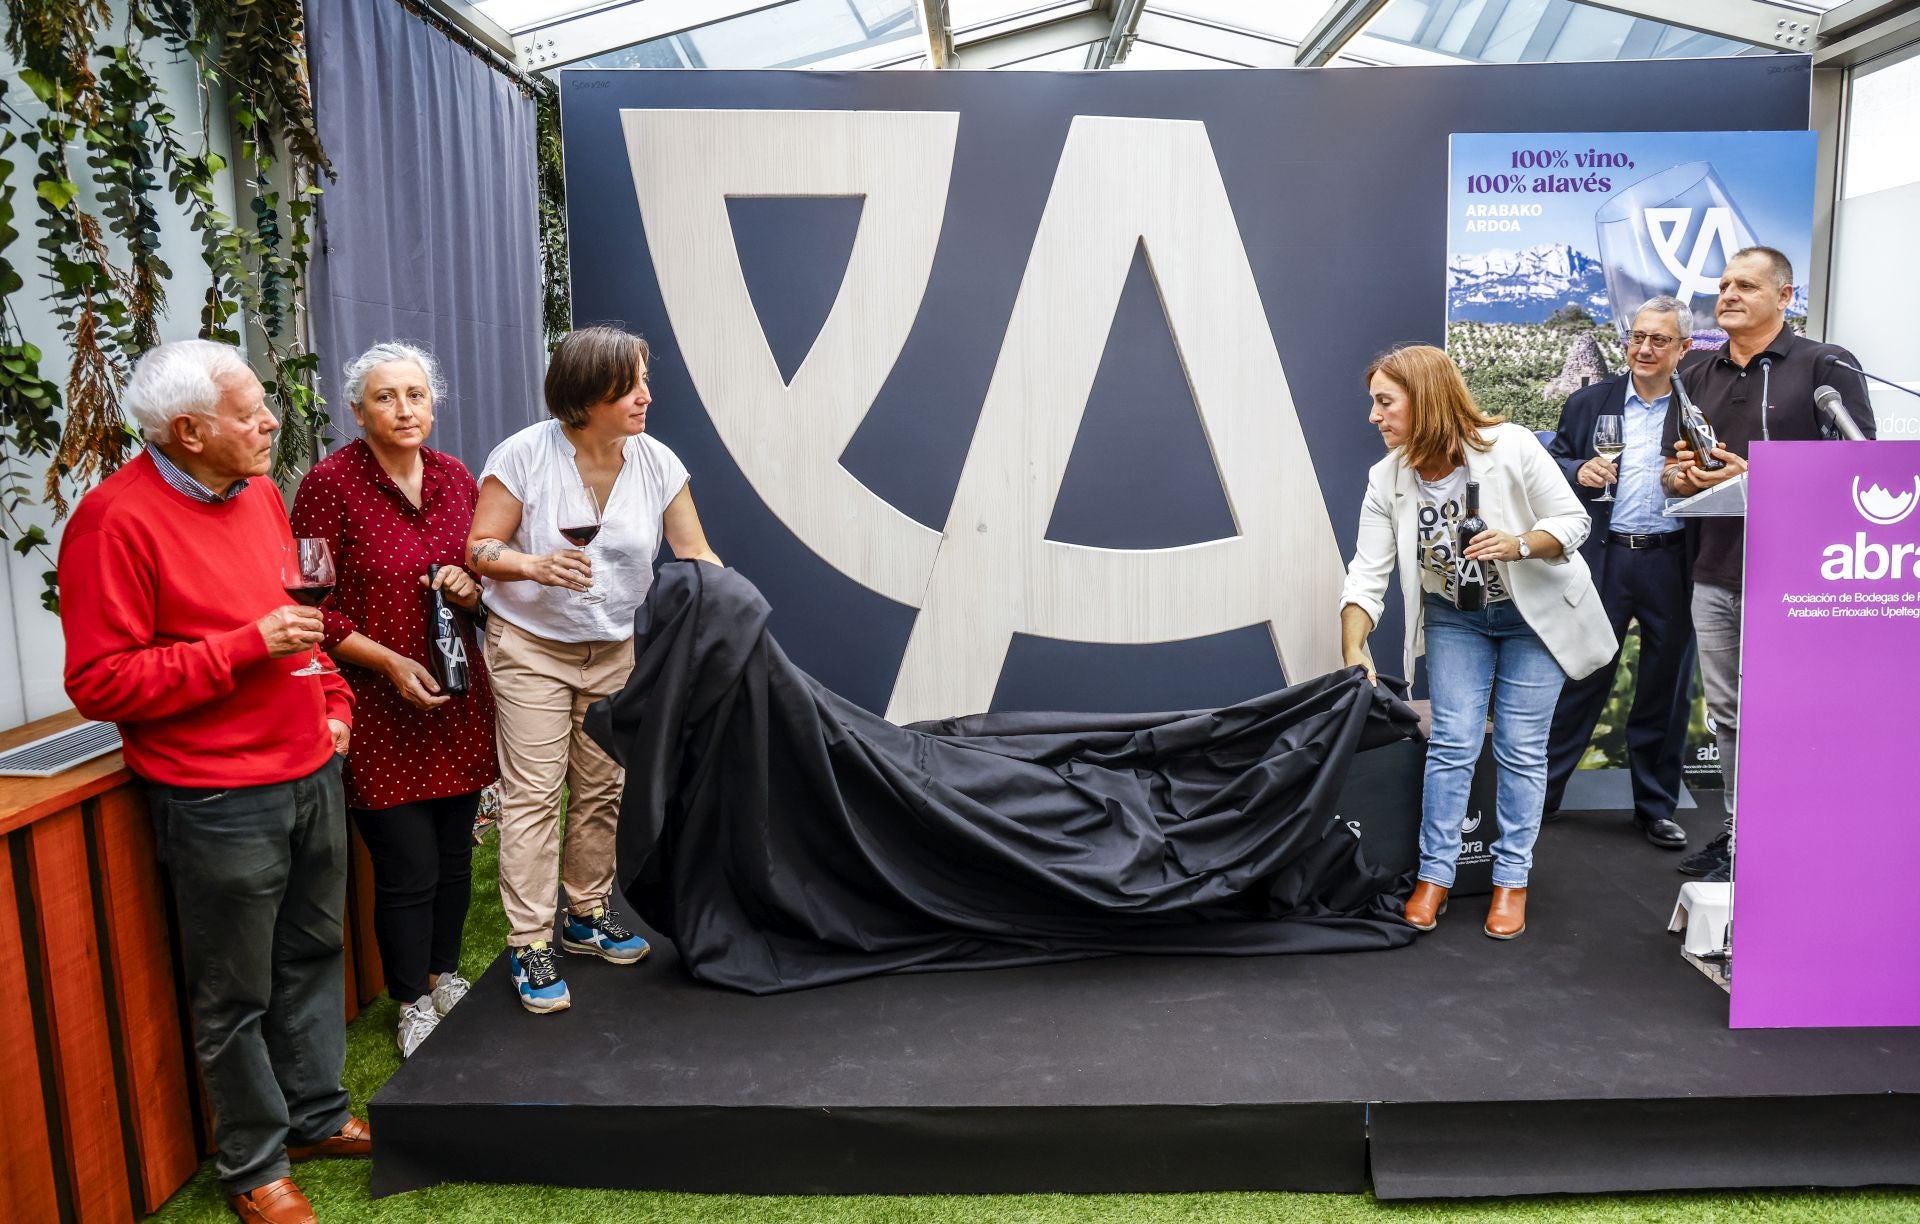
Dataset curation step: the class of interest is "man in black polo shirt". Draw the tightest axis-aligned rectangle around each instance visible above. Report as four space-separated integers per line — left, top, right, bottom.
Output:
1661 246 1875 881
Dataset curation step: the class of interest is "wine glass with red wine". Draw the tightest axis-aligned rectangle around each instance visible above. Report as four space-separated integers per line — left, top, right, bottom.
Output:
558 482 603 602
282 538 337 677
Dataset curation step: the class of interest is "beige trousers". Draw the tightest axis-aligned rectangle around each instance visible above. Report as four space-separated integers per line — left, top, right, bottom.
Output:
483 616 633 947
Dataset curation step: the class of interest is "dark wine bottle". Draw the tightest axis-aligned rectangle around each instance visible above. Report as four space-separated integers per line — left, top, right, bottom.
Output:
1671 371 1725 471
426 566 470 697
1455 480 1489 612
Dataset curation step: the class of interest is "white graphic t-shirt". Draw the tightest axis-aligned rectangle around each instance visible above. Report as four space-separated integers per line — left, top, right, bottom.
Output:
1415 466 1510 605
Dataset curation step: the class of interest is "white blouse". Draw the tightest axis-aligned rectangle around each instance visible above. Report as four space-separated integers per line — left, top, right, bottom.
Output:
479 419 689 643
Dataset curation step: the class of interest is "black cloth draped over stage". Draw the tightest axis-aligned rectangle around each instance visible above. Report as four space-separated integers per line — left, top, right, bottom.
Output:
586 563 1422 994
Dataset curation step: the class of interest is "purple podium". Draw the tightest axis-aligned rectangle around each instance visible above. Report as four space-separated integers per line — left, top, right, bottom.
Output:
1731 441 1920 1028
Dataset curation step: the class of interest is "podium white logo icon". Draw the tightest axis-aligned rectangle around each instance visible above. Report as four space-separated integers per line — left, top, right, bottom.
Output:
1852 476 1920 527
622 109 1345 722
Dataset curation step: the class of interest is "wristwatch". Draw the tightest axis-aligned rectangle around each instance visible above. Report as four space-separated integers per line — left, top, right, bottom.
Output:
1517 536 1533 561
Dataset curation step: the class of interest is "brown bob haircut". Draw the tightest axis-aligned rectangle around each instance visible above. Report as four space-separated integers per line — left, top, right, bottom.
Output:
1365 343 1502 476
544 325 651 428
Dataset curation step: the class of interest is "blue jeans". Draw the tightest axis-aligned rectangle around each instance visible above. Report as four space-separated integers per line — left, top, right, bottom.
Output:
1420 593 1567 889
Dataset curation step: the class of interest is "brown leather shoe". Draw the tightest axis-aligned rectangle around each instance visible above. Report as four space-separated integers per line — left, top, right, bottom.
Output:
228 1178 314 1224
1484 886 1527 939
1402 881 1449 931
288 1115 372 1160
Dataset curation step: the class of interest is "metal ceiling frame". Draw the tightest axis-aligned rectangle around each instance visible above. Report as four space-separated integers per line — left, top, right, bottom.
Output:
434 0 1920 76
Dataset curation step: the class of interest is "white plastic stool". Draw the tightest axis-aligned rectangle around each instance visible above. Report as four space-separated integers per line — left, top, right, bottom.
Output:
1668 881 1733 957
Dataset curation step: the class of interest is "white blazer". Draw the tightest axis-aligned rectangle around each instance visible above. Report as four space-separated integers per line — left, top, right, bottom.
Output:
1339 423 1617 682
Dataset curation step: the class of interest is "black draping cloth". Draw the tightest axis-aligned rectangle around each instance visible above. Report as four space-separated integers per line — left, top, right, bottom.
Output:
587 562 1422 994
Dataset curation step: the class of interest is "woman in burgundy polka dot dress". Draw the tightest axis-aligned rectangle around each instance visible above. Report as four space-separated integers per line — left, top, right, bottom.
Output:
291 342 497 1058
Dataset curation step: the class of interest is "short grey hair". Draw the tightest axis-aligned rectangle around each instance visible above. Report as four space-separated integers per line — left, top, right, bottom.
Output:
342 341 446 407
1730 245 1793 289
1633 295 1694 342
123 340 254 443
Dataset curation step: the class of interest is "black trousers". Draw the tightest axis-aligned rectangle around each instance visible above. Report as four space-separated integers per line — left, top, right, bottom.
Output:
149 756 351 1195
351 792 479 1003
1543 540 1696 823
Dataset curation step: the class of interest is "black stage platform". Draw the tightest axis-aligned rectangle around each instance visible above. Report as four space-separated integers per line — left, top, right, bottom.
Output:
372 793 1920 1200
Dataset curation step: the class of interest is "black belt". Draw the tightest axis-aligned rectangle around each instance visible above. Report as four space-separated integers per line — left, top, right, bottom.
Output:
1608 531 1685 550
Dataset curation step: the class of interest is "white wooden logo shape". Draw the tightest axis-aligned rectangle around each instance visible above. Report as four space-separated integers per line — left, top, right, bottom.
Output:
623 109 1344 723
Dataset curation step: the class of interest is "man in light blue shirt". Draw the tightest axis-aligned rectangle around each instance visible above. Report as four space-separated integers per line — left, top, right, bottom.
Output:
1541 298 1698 851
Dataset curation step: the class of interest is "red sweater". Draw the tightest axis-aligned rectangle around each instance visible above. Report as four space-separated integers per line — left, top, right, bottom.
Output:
61 453 353 788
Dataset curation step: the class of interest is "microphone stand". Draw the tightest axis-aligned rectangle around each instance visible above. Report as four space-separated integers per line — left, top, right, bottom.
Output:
1758 356 1772 442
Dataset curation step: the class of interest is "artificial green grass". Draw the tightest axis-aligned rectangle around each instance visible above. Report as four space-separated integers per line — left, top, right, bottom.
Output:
152 835 1920 1223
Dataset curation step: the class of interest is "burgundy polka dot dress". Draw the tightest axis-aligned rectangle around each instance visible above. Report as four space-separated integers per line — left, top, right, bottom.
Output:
291 441 497 811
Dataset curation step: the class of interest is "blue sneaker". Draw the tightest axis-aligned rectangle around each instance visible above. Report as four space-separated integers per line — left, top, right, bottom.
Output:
509 941 571 1014
561 906 651 964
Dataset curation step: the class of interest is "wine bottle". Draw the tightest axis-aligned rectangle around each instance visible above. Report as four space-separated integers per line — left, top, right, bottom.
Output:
1455 480 1489 612
1671 372 1725 472
426 566 470 697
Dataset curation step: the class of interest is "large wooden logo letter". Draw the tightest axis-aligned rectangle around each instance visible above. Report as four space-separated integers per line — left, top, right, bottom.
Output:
624 110 1345 724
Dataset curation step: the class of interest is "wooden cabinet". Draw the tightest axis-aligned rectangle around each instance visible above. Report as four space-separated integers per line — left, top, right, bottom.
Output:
0 712 382 1218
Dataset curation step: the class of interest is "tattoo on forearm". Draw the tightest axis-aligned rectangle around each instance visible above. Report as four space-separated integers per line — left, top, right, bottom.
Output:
472 539 506 564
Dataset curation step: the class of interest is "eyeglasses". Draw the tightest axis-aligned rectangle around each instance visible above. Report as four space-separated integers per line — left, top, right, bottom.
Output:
1627 331 1682 350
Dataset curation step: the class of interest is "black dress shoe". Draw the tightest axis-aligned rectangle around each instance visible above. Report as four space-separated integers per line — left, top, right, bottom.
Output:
1634 815 1688 850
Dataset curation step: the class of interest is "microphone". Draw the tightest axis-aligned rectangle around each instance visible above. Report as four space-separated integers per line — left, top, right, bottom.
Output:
1814 385 1867 441
1757 355 1772 443
1822 353 1920 401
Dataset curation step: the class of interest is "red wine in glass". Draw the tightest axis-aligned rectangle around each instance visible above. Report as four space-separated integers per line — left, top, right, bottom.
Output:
281 538 337 676
560 481 604 602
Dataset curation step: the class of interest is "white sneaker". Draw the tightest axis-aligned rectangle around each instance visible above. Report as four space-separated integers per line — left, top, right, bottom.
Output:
429 972 472 1016
396 996 441 1058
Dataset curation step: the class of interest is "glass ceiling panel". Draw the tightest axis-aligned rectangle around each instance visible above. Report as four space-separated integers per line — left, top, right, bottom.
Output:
475 0 624 35
1120 39 1239 68
1362 0 1765 64
1148 1 1329 42
998 43 1097 69
566 0 917 70
947 0 1077 32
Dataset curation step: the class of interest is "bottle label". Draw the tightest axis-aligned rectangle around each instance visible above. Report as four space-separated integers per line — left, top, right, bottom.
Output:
1416 488 1509 603
434 605 468 672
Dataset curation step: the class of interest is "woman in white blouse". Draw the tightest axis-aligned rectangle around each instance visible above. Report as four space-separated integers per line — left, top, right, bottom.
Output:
1338 345 1614 941
468 325 721 1014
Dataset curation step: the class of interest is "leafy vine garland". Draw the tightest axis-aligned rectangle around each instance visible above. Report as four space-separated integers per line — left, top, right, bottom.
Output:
0 0 333 609
2 0 567 614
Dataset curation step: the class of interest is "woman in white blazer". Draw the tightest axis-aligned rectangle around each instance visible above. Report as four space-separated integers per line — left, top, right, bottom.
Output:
1339 345 1615 940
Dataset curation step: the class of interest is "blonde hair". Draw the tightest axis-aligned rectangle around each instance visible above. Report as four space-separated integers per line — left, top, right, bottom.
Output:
1366 344 1501 475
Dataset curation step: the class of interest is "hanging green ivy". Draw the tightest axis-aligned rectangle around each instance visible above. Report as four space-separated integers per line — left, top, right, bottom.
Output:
0 0 561 613
0 80 64 611
0 0 333 590
536 80 571 349
187 0 332 478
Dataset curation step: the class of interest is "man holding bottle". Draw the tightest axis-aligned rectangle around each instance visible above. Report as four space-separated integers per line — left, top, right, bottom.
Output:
1543 297 1698 852
1661 246 1876 881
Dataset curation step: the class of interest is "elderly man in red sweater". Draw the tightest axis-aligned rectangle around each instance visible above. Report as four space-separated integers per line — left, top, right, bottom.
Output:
61 340 369 1224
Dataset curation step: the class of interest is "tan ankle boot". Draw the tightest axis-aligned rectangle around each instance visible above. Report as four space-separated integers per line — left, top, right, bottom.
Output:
1402 881 1449 931
1484 886 1528 939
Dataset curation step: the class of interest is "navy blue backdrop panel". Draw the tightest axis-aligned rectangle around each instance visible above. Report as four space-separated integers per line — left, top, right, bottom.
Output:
560 58 1810 718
